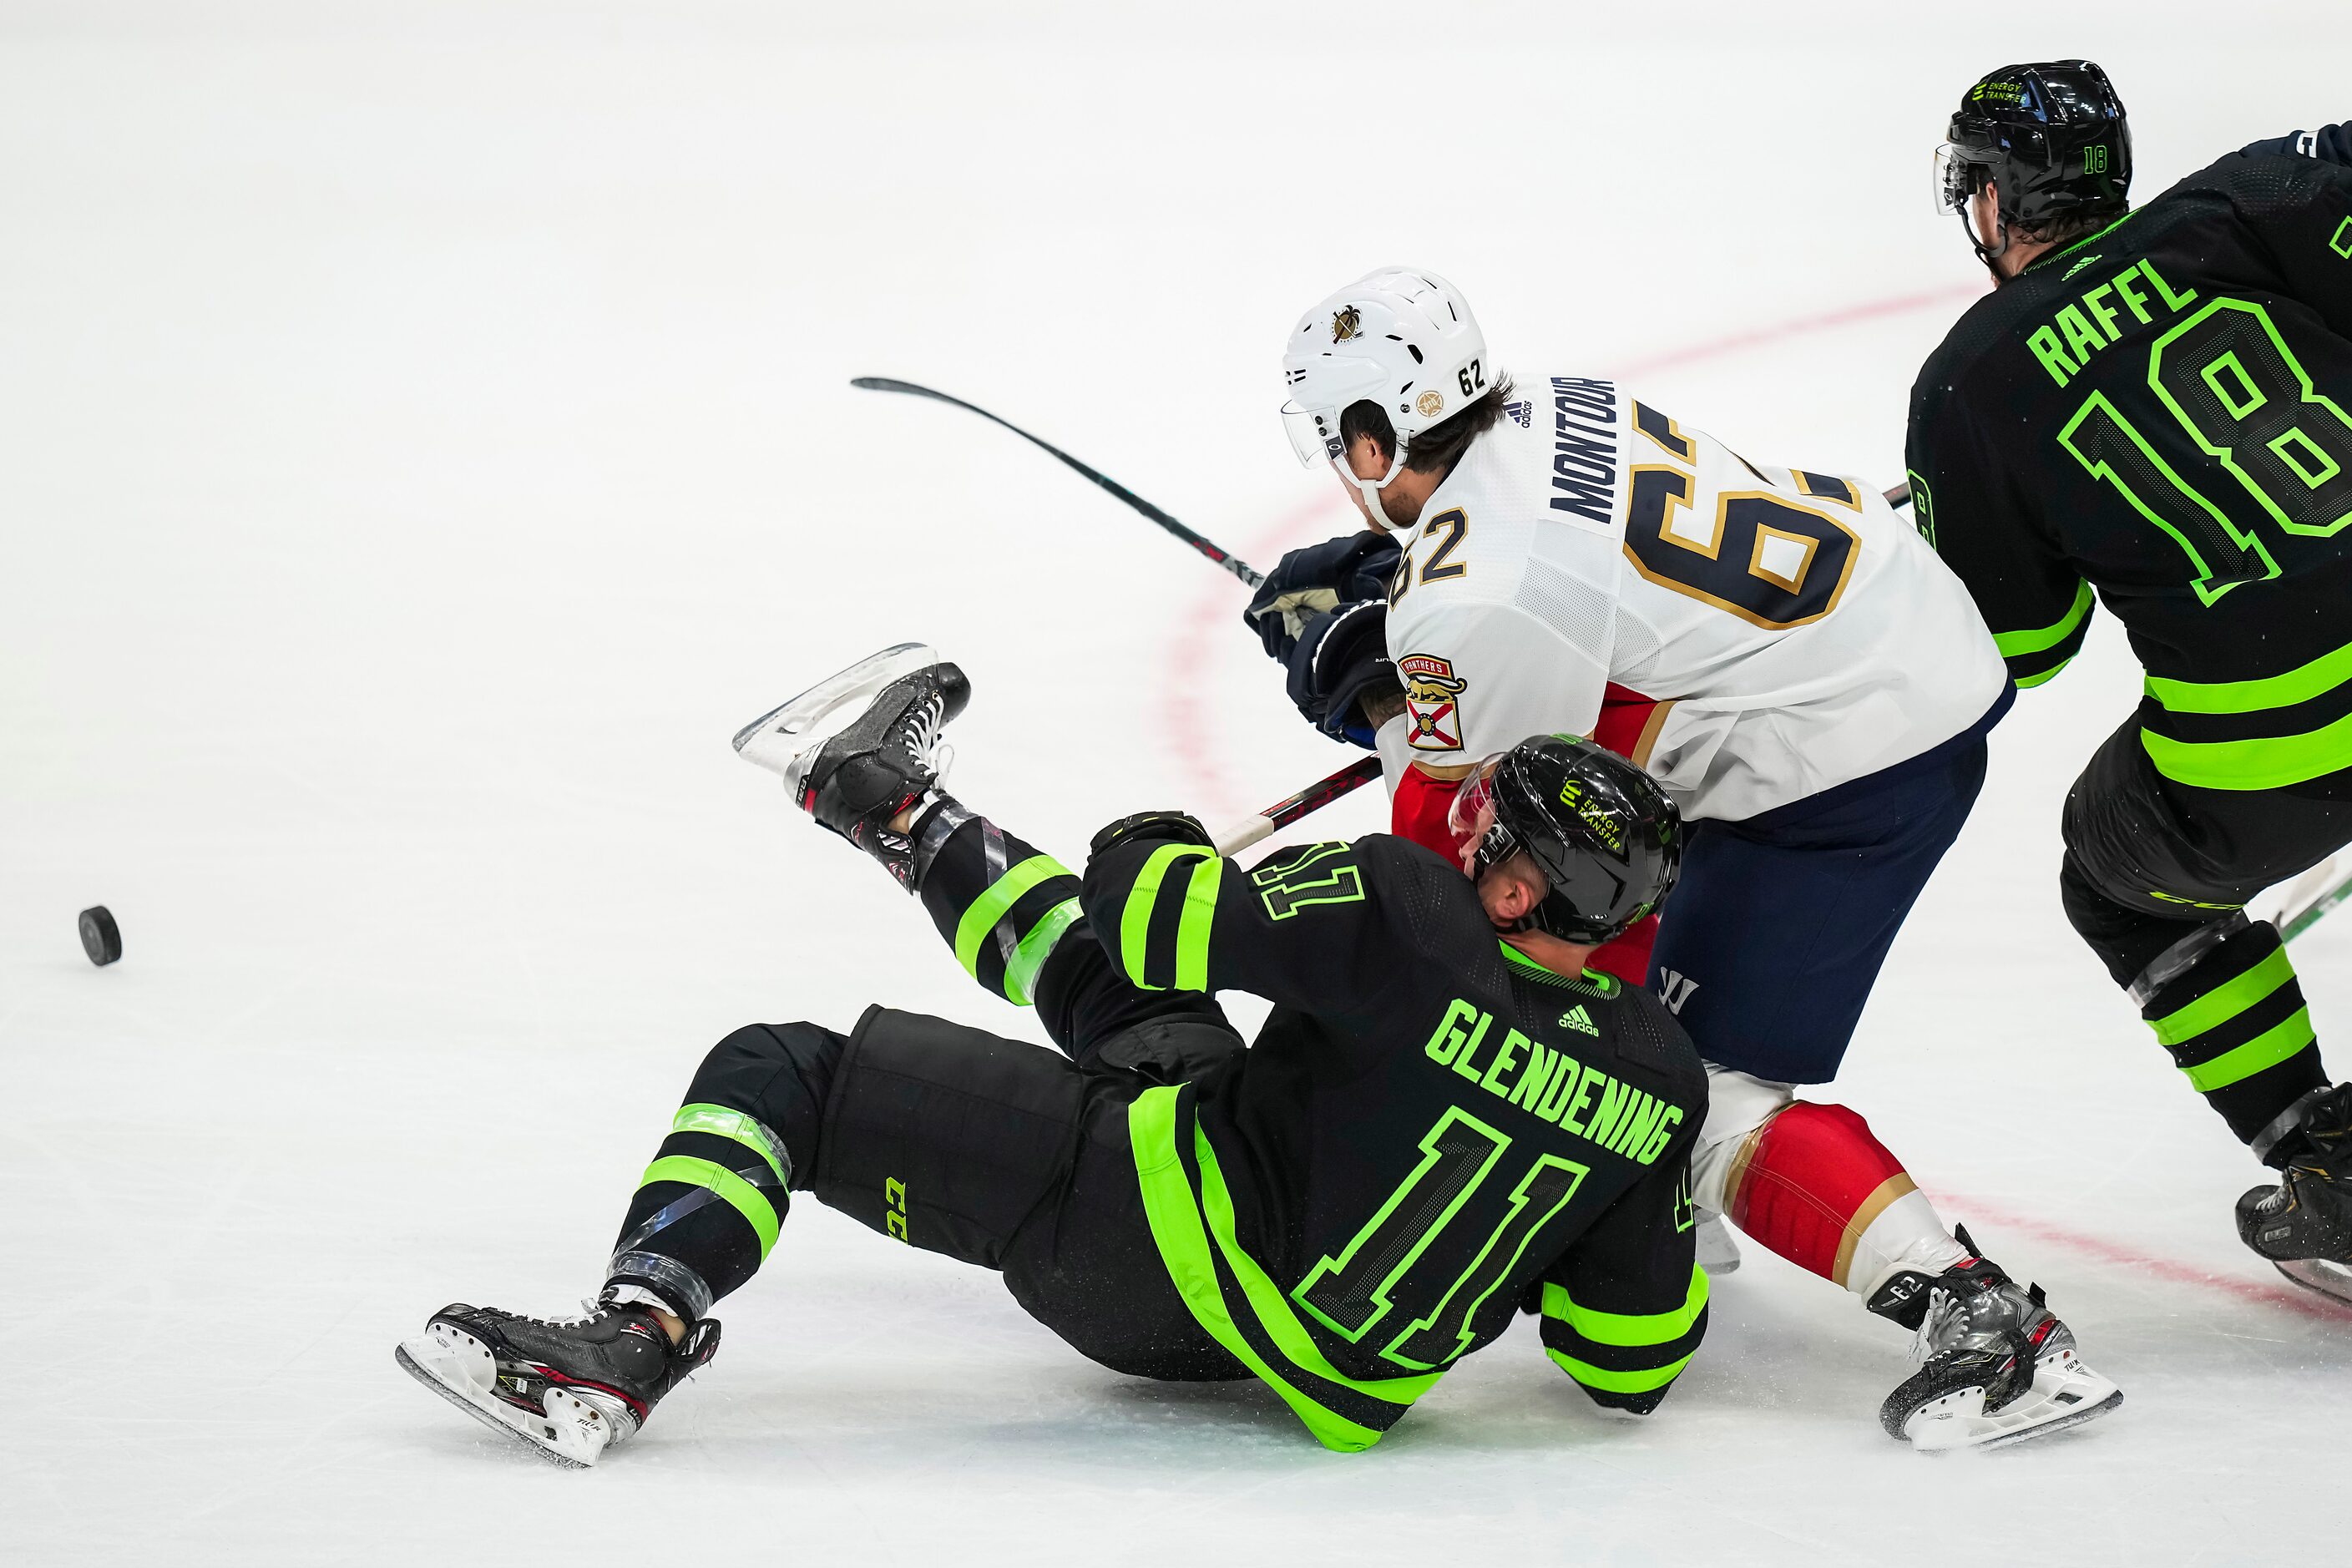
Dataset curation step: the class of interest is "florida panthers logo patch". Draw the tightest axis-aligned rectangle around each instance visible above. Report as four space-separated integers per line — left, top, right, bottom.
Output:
1399 653 1467 752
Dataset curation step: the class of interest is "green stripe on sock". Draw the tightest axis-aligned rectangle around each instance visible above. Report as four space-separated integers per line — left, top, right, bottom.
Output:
2149 944 2296 1046
1545 1348 1695 1393
670 1103 790 1187
639 1155 781 1260
1540 1266 1709 1347
2183 1008 2316 1092
1120 844 1213 990
1173 856 1224 993
1001 897 1080 1008
952 854 1070 983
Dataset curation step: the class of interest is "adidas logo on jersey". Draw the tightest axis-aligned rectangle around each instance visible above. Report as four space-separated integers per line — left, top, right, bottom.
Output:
1559 1005 1599 1036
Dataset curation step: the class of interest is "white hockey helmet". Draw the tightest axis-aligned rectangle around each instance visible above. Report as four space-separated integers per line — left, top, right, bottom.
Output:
1279 268 1495 518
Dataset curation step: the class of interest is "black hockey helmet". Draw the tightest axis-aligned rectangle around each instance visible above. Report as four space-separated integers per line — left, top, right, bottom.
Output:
1936 61 2130 264
1451 735 1681 944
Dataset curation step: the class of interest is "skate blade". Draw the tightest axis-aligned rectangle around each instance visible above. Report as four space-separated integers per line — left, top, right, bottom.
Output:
1903 1346 2123 1453
1694 1212 1742 1277
731 643 938 781
395 1323 615 1469
2271 1257 2352 1309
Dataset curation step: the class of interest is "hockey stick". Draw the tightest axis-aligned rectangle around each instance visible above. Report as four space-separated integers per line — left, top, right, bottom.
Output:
2280 857 2348 943
852 376 1387 843
850 377 1266 588
1210 756 1385 857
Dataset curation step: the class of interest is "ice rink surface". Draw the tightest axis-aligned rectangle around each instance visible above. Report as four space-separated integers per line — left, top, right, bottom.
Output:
6 3 2351 1561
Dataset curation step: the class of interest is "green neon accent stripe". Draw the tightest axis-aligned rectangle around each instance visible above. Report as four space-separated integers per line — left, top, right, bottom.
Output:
1497 944 1622 994
1173 856 1224 993
999 897 1080 1008
1119 844 1213 989
670 1104 790 1188
2029 207 2143 272
952 855 1070 982
1190 1125 1442 1404
2148 945 2296 1045
2146 640 2352 716
1991 580 2094 659
1127 1089 1392 1451
1540 1265 1709 1347
639 1155 781 1260
2015 660 2073 689
2183 1008 2316 1092
2141 711 2352 790
1545 1348 1696 1393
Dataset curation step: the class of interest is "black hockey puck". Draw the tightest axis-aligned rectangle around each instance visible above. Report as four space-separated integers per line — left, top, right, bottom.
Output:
78 906 122 967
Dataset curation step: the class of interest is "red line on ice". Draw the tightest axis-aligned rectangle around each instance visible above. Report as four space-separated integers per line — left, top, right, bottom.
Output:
1935 1192 2344 1323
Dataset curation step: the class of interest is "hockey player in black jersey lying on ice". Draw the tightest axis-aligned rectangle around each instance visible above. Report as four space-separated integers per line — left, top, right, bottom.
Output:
400 642 1722 1464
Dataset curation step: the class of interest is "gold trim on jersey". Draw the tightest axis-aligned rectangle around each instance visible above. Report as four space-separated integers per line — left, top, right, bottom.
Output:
1630 464 1710 556
1622 488 1863 632
1747 523 1823 596
1793 470 1864 511
1631 701 1679 769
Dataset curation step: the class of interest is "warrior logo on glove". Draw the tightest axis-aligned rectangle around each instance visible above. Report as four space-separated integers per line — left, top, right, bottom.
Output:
1399 654 1467 751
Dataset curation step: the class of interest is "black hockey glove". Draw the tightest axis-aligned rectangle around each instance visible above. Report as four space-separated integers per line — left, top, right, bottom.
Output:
1242 531 1403 661
1286 599 1399 750
1090 810 1215 861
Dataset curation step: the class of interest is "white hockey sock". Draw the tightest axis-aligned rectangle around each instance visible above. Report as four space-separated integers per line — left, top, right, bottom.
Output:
1847 1188 1970 1302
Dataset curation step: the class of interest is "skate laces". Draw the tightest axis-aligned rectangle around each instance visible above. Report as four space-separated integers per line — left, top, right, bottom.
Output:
520 1297 612 1331
1908 1287 1965 1363
895 688 954 792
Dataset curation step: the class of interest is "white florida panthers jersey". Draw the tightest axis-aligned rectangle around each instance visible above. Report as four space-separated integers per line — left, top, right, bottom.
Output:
1377 374 2006 822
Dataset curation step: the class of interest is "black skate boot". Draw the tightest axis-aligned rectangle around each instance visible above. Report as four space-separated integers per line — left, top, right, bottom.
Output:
2238 1083 2352 1307
396 1299 720 1467
1866 1227 2121 1451
731 643 970 890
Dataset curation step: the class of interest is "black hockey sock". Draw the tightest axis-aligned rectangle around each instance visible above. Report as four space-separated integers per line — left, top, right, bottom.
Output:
604 1022 842 1320
2136 921 2328 1151
910 802 1083 1008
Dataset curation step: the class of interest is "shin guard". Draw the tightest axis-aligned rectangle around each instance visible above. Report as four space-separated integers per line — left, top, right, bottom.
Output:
604 1022 839 1320
913 805 1083 1007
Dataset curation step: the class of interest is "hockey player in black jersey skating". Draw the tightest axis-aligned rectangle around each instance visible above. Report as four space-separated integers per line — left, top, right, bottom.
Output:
397 645 1720 1464
1910 62 2352 1302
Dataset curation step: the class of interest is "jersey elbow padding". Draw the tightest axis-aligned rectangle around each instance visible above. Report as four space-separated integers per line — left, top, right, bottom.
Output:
1540 1264 1709 1414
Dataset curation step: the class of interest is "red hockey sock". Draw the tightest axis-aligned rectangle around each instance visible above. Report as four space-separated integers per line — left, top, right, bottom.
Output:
1726 1102 1965 1294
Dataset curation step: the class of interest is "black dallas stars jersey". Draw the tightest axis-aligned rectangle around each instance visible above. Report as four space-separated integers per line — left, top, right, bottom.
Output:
1079 832 1708 1451
1908 124 2352 792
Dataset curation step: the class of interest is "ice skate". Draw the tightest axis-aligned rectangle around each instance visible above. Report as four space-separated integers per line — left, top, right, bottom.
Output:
396 1299 719 1467
1868 1228 2121 1452
1693 1211 1741 1276
732 642 969 888
2238 1084 2352 1308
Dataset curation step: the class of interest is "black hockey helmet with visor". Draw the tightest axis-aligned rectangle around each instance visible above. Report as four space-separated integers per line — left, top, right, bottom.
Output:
1935 61 2130 265
1449 735 1681 945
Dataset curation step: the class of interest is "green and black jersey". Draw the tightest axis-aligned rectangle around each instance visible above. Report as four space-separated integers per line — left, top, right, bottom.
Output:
1907 124 2352 792
1078 832 1709 1453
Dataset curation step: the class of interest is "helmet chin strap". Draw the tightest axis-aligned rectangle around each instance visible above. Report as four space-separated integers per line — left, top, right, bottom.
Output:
1339 447 1412 529
1960 203 2015 280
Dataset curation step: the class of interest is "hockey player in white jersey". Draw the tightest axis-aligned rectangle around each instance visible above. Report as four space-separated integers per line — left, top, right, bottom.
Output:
1250 267 2121 1449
